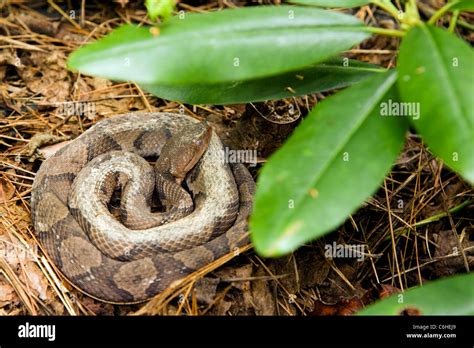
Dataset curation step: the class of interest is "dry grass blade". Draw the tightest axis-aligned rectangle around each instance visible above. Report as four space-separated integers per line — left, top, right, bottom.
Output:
0 257 37 315
133 244 252 315
37 255 78 315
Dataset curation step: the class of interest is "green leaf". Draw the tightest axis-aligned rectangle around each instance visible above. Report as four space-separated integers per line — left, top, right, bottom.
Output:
68 6 370 85
145 0 176 21
142 58 382 105
286 0 369 7
398 25 474 184
358 273 474 315
451 0 474 11
250 71 408 257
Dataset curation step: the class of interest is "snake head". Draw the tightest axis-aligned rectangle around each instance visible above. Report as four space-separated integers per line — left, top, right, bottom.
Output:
181 122 212 173
158 122 213 184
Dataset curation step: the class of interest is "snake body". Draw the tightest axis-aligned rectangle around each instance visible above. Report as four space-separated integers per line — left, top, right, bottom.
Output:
31 112 254 303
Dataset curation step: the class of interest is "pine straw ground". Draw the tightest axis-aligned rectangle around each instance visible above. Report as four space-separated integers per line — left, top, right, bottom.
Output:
0 0 473 316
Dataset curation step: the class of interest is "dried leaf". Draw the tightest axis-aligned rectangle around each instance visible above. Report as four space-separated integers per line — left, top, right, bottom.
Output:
20 261 49 301
0 283 17 307
194 278 220 305
0 178 15 203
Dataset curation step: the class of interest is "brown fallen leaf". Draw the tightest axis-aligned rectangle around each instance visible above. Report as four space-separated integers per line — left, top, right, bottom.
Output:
0 177 15 203
351 284 401 313
80 296 114 316
17 51 71 102
309 297 364 316
0 283 18 307
194 277 220 306
20 261 49 301
0 218 33 267
214 264 253 291
94 97 145 117
432 230 474 277
211 299 232 315
310 283 400 316
378 284 401 299
249 277 276 315
15 11 60 36
400 307 423 316
248 266 276 315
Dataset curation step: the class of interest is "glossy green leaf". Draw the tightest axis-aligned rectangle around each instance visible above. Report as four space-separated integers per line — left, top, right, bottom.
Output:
287 0 369 7
398 25 474 184
250 71 408 257
142 58 382 104
68 6 370 85
358 273 474 315
451 0 474 11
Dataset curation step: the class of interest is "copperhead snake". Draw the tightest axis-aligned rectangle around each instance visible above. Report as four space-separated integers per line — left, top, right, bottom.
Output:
31 112 255 303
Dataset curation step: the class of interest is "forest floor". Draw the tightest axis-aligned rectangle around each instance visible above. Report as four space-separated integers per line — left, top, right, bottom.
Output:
0 0 472 315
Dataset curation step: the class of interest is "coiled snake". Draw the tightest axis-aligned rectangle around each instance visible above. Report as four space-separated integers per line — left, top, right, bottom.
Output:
31 112 255 303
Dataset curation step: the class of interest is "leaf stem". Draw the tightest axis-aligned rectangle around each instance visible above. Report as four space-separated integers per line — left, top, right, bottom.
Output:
364 26 405 37
428 0 461 25
405 0 421 24
412 199 474 228
448 10 460 32
392 199 474 239
457 19 474 31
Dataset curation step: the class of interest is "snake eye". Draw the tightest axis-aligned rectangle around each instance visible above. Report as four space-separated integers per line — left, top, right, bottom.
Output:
194 125 212 148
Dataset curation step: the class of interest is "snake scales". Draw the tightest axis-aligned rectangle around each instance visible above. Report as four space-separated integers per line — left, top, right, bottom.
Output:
31 112 255 303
